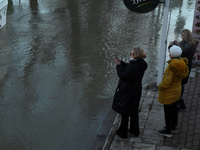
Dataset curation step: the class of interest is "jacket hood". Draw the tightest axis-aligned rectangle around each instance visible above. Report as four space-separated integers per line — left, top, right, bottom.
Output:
167 58 188 79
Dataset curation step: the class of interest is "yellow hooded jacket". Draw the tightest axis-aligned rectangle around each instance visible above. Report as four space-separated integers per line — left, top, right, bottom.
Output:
158 58 189 105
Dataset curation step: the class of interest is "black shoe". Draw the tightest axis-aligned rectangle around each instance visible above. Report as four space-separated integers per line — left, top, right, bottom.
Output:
116 129 127 139
158 130 173 138
171 129 178 134
163 126 177 134
128 130 140 137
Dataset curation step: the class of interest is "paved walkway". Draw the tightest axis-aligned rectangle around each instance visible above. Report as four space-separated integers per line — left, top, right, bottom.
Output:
103 67 200 150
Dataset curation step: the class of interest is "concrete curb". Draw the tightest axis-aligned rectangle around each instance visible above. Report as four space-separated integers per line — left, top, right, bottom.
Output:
102 114 120 150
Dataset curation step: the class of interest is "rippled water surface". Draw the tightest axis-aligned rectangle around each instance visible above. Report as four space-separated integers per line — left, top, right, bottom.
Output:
0 0 195 149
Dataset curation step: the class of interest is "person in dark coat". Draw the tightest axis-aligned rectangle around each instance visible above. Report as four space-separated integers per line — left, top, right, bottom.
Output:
112 47 148 138
169 29 197 110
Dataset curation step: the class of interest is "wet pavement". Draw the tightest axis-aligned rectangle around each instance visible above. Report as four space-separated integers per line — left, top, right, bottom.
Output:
103 67 200 150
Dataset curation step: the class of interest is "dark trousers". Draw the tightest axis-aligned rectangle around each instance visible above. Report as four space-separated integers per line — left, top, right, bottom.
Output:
118 114 140 136
179 82 184 100
164 101 178 133
178 82 186 109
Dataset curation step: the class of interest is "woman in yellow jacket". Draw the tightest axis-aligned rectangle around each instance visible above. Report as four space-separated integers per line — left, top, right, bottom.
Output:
158 45 189 138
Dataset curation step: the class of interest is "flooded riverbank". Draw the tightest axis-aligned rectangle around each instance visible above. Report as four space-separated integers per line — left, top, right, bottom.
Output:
0 0 195 149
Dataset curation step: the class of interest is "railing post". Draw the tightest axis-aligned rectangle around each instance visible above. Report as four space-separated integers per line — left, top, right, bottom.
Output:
157 0 170 86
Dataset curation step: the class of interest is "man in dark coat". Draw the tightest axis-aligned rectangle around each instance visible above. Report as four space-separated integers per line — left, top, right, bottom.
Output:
112 47 147 138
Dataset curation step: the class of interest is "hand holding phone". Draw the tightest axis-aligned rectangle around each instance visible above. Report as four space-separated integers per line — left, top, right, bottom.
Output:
114 55 121 65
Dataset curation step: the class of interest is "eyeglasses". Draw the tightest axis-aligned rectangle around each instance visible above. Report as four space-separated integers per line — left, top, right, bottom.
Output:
130 53 134 56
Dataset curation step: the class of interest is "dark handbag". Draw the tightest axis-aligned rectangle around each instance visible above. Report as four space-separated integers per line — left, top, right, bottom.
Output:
112 80 139 115
112 88 131 115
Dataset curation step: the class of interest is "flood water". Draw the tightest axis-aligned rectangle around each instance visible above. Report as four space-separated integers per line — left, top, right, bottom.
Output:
0 0 195 150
